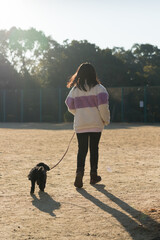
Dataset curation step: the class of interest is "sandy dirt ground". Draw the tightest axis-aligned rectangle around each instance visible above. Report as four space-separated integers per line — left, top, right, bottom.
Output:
0 123 160 240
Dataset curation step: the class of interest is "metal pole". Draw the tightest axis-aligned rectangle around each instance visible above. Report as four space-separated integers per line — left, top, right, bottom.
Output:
3 90 6 122
40 89 42 122
121 87 124 122
20 90 24 122
144 86 147 123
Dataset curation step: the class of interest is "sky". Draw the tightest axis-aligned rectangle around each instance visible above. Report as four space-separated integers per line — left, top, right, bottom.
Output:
0 0 160 50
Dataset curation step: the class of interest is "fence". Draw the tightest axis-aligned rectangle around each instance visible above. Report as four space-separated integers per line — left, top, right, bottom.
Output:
0 86 160 123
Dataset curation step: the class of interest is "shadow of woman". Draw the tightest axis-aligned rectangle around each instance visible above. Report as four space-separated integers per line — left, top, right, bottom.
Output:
31 191 61 217
77 185 160 240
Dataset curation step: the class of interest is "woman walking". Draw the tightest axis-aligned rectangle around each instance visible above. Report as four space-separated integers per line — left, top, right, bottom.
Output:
65 63 110 188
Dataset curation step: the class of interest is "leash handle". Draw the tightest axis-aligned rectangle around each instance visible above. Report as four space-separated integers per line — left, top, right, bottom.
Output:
50 132 75 170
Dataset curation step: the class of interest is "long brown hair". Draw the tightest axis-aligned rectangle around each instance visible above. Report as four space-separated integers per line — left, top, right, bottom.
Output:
67 63 100 91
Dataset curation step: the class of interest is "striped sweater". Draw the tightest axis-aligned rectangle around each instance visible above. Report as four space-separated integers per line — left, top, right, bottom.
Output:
65 84 110 133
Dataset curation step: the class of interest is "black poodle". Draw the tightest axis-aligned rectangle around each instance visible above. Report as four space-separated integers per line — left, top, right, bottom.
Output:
28 162 50 194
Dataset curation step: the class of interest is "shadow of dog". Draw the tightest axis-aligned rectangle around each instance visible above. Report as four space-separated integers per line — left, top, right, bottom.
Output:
31 191 61 217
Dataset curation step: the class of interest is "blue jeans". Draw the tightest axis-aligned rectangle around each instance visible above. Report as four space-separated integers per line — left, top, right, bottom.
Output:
76 132 101 173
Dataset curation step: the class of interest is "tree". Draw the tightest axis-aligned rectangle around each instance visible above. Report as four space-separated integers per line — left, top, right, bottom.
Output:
0 53 21 89
1 27 160 89
131 44 160 86
0 27 50 88
35 39 101 88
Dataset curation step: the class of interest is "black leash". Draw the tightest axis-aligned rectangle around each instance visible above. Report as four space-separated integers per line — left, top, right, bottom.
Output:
49 132 75 170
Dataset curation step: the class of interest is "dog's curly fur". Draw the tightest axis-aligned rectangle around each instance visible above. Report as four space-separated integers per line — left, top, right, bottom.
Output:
28 162 50 194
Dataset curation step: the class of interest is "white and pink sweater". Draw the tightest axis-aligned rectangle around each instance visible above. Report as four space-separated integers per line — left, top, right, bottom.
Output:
65 84 110 133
